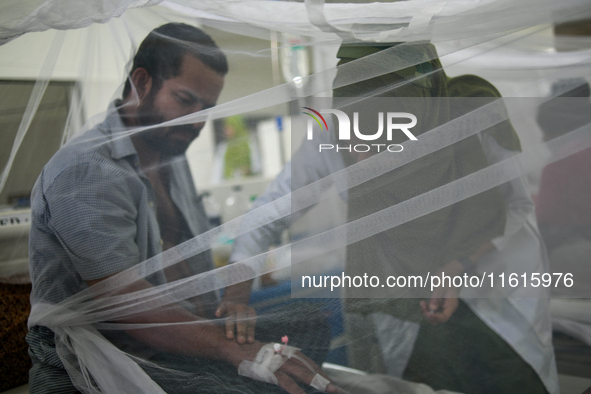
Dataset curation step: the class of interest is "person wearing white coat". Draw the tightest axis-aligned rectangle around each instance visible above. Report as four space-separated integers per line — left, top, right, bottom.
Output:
231 43 557 394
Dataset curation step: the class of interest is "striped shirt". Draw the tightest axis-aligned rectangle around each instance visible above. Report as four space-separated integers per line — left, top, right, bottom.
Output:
26 104 215 393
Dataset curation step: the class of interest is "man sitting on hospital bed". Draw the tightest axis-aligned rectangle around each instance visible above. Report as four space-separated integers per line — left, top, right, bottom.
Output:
26 23 336 394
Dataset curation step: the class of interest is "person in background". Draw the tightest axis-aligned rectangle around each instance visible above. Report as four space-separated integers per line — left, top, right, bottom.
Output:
211 115 262 183
535 79 591 296
230 42 557 394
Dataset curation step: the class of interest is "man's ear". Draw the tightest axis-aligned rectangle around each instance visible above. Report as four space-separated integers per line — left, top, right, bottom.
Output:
129 68 153 102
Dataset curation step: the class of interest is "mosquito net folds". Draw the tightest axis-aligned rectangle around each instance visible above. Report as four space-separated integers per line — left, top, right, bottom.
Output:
1 1 590 393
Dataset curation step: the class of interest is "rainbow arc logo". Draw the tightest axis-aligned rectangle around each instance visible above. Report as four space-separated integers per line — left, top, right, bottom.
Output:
302 107 328 131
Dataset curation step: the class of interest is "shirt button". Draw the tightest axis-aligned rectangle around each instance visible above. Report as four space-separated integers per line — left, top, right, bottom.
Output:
149 201 155 209
159 239 164 246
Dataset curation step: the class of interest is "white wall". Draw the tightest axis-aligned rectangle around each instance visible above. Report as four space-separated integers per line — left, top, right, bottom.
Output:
0 5 295 193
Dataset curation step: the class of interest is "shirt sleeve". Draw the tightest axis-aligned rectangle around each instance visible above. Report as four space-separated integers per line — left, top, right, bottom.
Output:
479 133 536 251
44 161 141 281
230 125 344 263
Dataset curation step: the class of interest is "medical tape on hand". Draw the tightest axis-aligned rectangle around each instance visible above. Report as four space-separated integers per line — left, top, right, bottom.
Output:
310 373 330 392
238 360 278 385
237 343 299 385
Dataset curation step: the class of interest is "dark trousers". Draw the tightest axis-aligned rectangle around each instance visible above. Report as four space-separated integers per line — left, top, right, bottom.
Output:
404 300 549 394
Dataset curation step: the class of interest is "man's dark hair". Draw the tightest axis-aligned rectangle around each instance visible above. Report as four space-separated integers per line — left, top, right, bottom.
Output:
123 23 228 98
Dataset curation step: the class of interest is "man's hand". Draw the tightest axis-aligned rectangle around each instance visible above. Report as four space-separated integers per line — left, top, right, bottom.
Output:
420 286 459 325
218 275 256 344
420 259 462 325
215 301 256 344
228 341 340 394
273 350 340 394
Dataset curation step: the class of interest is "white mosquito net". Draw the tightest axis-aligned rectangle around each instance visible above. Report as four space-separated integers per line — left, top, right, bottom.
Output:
0 1 590 393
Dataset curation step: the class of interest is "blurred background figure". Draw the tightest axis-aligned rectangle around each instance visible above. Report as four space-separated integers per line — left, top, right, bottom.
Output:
535 78 591 297
212 115 261 183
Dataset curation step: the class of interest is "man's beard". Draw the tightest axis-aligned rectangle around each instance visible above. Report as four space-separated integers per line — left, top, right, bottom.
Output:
136 94 201 158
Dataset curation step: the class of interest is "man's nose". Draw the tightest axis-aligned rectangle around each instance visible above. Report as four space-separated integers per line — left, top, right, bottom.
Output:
187 104 206 129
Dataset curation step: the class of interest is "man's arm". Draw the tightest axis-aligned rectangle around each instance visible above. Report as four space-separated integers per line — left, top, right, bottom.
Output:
86 274 337 394
86 274 241 360
421 133 533 324
44 163 334 393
